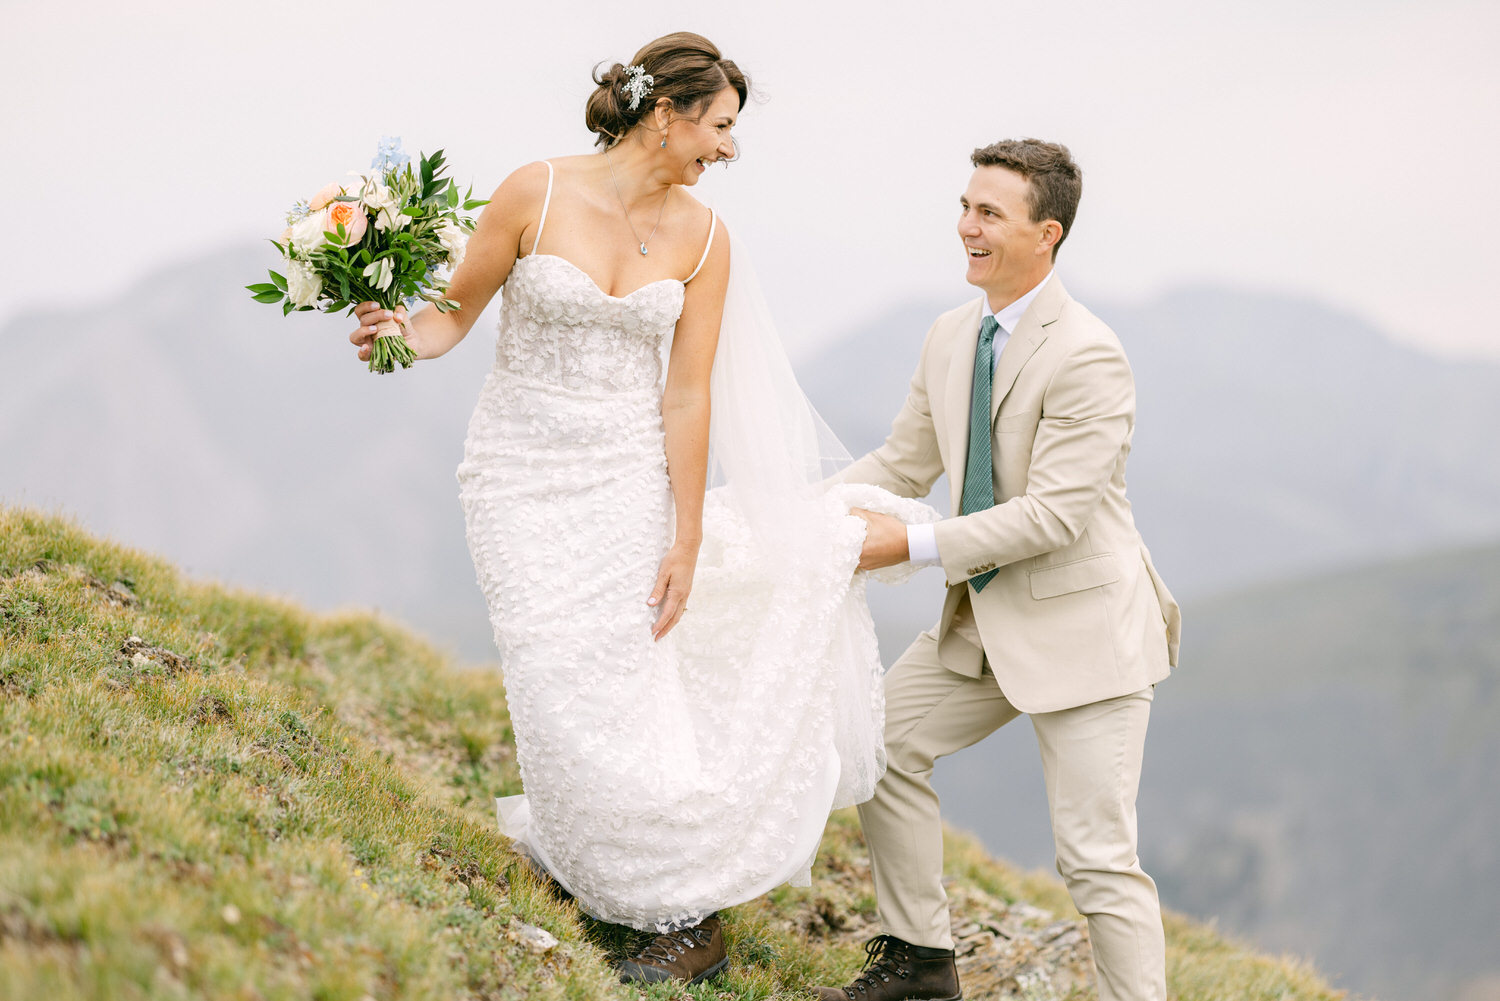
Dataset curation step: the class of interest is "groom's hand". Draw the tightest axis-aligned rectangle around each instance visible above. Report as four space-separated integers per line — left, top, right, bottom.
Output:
852 509 910 571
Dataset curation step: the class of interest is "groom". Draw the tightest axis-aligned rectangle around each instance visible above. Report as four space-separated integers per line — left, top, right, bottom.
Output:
817 139 1181 1001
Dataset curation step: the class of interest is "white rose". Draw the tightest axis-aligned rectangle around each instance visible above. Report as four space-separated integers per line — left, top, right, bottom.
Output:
374 204 409 232
346 171 378 198
437 221 468 268
362 257 394 292
285 258 323 308
358 176 391 210
290 213 328 254
354 176 408 232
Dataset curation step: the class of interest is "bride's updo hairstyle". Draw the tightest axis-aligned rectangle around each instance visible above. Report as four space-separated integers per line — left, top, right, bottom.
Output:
586 32 749 149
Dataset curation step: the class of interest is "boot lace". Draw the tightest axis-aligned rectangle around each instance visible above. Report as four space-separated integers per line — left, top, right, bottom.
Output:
631 923 714 965
842 935 913 996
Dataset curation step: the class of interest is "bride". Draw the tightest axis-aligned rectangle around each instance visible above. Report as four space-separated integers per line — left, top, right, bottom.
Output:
348 31 932 985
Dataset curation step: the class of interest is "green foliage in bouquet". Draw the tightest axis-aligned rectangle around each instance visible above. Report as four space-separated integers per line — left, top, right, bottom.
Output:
247 140 489 374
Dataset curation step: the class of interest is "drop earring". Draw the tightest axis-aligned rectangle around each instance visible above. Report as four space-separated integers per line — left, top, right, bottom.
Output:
659 134 667 149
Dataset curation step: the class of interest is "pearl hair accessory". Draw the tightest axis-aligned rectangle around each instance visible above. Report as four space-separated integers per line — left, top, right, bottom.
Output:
622 64 654 111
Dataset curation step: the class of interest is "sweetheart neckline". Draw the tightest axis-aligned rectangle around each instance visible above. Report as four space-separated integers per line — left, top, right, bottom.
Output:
518 253 684 302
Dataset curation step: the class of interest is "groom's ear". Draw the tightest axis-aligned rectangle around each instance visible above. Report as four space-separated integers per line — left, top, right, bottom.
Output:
1037 220 1064 257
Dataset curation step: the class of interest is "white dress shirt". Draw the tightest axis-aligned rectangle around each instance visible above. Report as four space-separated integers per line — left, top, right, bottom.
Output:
904 271 1056 566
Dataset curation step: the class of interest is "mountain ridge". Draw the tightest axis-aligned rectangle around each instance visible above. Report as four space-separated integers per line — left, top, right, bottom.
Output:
7 241 1499 662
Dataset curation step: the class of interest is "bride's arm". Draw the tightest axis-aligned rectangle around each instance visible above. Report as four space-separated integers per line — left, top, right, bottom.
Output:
348 161 548 362
649 224 731 641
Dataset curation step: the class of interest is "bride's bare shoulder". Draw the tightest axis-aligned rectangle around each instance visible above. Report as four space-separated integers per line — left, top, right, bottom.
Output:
546 153 599 172
487 160 553 202
671 190 719 231
478 160 571 228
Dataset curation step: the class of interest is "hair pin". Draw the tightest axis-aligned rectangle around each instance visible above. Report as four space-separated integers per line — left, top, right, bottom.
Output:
623 64 654 111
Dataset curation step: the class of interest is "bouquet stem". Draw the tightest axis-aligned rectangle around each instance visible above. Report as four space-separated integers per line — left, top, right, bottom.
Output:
368 317 416 374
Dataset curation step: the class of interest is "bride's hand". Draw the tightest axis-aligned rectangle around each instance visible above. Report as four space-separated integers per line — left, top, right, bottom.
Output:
648 541 698 641
348 301 423 362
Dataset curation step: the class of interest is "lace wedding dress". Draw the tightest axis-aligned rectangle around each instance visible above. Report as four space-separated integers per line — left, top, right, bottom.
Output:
457 162 935 931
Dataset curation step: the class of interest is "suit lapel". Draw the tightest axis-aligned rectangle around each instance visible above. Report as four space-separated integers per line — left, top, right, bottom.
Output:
990 275 1067 423
942 297 986 506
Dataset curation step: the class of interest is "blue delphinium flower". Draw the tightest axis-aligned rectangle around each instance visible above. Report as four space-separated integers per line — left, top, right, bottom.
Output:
284 199 312 226
371 136 411 173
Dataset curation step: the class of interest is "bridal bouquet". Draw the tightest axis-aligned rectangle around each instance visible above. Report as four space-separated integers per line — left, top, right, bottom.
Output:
247 137 488 373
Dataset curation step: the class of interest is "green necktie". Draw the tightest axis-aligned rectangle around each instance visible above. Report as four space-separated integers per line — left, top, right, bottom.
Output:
961 315 1001 592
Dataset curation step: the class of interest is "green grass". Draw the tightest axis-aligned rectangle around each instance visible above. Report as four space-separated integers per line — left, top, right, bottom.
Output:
0 507 1351 1000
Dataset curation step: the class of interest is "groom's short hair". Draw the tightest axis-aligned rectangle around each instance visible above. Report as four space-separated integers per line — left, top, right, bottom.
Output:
971 139 1082 257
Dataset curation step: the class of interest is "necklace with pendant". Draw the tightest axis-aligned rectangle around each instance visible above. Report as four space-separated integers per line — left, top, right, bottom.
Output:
605 146 670 255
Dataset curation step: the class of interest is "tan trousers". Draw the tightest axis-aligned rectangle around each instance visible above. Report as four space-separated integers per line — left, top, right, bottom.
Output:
857 629 1166 1001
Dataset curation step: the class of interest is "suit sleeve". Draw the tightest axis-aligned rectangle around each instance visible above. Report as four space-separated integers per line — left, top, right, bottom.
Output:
834 318 946 499
933 334 1134 584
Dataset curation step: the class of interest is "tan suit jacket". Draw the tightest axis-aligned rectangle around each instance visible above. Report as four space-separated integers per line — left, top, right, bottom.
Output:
840 277 1181 713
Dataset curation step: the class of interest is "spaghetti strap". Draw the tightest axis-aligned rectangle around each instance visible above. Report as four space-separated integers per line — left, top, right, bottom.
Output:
684 209 718 283
531 161 554 256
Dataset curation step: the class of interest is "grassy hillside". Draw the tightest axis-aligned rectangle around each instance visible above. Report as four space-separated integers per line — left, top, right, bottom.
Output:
0 507 1350 1000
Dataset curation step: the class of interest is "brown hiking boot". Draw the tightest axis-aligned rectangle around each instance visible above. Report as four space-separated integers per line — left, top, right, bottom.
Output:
811 934 961 1001
616 914 727 985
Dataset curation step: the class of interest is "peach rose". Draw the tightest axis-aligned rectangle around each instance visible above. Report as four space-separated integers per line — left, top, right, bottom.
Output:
308 178 361 211
322 199 368 247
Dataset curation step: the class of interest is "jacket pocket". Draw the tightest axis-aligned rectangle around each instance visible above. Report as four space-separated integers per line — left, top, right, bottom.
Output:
1028 553 1120 599
997 411 1037 433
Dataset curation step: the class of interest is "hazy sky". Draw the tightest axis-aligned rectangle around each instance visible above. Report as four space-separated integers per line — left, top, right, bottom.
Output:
4 0 1496 360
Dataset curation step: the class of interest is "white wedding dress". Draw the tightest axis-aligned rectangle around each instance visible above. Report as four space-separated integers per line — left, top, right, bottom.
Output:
457 162 935 931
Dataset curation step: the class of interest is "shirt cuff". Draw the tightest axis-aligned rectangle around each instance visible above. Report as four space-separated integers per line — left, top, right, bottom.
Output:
906 523 940 565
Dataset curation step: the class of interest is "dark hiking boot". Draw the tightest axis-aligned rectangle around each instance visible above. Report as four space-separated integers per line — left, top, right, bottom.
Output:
616 914 727 985
811 934 961 1001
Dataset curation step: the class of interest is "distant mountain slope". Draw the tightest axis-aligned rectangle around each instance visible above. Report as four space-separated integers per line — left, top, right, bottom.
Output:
0 242 499 659
933 542 1500 1001
4 246 1498 664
